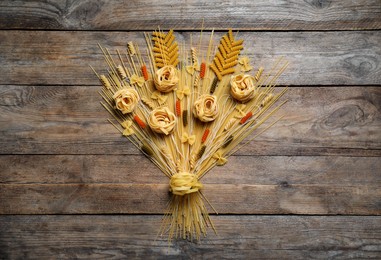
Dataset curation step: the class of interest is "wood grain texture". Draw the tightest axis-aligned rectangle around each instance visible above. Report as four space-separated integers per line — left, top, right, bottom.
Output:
1 155 380 185
1 183 379 214
1 2 380 256
1 154 379 215
0 31 380 86
1 215 380 259
0 85 379 156
0 0 380 31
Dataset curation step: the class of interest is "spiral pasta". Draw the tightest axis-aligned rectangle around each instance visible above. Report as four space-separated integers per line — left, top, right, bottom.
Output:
116 65 127 79
191 47 199 68
127 41 136 55
141 96 155 109
261 93 274 107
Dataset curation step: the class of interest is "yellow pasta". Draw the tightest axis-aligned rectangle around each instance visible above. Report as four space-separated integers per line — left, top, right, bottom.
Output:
218 44 227 58
231 39 244 47
141 96 155 109
228 29 234 42
116 65 127 79
191 47 199 67
224 118 236 131
255 67 264 81
261 93 274 107
222 60 238 69
93 29 288 242
221 67 235 76
165 34 175 46
127 41 136 55
152 31 166 38
194 74 200 88
99 75 111 89
213 56 223 71
210 30 243 80
226 50 241 59
152 30 179 68
231 45 243 52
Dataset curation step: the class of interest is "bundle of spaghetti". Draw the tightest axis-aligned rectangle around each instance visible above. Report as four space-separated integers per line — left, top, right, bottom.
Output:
92 28 288 242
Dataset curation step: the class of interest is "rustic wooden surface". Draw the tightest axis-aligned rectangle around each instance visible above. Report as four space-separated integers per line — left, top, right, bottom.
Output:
0 0 380 259
0 0 380 30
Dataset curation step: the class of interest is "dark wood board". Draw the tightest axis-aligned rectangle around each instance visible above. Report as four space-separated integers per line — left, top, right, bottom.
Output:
0 31 380 86
0 0 380 30
1 154 379 215
1 1 380 258
1 183 380 214
1 155 380 185
1 86 379 156
1 215 380 259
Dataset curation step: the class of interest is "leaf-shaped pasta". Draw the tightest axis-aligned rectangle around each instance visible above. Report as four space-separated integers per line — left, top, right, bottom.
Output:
152 29 179 68
210 29 244 80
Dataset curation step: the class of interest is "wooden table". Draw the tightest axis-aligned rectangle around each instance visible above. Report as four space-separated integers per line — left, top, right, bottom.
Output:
0 1 380 258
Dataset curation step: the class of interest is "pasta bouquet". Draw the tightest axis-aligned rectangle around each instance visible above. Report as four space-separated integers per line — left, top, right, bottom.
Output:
92 29 288 241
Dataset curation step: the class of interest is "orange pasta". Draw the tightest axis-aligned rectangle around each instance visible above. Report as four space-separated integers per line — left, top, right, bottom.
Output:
134 115 146 128
200 62 206 79
201 129 210 143
94 29 289 242
141 65 149 81
175 99 181 116
240 111 253 124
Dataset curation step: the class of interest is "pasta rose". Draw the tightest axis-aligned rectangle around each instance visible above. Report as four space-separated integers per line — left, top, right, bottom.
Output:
154 65 179 92
230 74 256 103
193 94 219 122
113 88 140 114
148 107 177 135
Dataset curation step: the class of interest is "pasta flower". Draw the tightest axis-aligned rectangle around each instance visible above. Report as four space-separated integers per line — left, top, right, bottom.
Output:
148 107 177 135
154 65 179 92
113 88 140 114
230 74 256 103
193 94 219 122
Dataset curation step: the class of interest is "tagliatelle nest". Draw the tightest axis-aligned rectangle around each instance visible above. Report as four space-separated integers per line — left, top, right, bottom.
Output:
91 28 288 242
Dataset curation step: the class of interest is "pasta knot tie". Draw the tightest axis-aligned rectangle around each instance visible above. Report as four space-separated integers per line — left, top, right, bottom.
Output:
212 151 227 166
121 120 134 136
234 103 247 118
130 74 145 87
181 132 196 145
151 90 168 105
169 172 203 196
238 57 253 72
176 88 191 100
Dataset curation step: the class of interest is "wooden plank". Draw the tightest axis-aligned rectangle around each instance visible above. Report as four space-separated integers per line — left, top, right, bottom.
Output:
0 85 380 156
1 155 380 186
0 183 379 214
0 31 380 86
1 215 380 259
0 0 380 30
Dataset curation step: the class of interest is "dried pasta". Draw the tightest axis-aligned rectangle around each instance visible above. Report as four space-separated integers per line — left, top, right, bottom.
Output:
93 28 288 242
193 94 219 122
